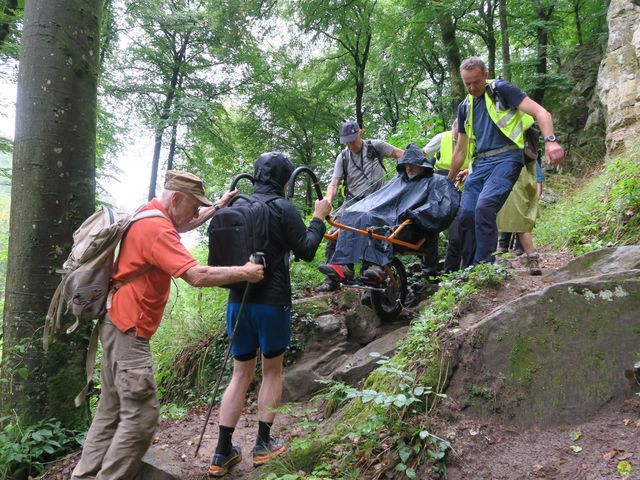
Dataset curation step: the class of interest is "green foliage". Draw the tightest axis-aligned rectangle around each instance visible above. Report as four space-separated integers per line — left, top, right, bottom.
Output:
290 235 326 295
263 264 506 478
151 247 231 405
387 115 447 150
535 153 640 254
0 417 83 479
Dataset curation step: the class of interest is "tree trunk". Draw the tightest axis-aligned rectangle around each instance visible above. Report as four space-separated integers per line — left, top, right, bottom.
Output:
354 31 371 129
498 0 511 81
2 0 102 428
167 123 178 171
532 0 552 104
146 36 187 200
438 8 465 110
148 127 164 200
573 0 584 46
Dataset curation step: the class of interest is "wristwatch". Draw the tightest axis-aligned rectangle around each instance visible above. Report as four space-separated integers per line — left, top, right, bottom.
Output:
544 135 557 143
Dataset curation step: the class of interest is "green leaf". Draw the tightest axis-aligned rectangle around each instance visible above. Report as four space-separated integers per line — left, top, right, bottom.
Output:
17 368 29 379
393 393 408 407
570 445 582 453
395 463 407 472
617 460 631 477
406 467 417 479
42 444 55 454
413 386 425 396
570 430 582 441
419 430 430 440
399 447 411 463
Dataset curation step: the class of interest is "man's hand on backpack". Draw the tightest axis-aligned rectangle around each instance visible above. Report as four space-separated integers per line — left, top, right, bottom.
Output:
217 189 238 208
313 199 331 220
242 261 265 283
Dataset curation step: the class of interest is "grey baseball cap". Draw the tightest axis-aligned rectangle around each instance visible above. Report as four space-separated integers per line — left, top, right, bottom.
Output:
339 120 360 143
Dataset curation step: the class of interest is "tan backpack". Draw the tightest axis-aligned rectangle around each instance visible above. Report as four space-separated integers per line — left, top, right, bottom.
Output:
44 205 167 406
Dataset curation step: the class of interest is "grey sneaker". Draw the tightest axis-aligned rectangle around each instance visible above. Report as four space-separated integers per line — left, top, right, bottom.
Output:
209 445 242 477
252 437 287 467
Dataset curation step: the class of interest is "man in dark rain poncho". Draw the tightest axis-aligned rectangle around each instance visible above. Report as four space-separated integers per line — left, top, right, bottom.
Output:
319 143 460 284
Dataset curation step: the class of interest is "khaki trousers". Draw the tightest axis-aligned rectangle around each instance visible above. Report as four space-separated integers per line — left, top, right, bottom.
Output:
72 317 159 480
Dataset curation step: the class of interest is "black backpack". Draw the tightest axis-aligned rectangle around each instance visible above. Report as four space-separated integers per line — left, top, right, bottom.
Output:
207 194 279 290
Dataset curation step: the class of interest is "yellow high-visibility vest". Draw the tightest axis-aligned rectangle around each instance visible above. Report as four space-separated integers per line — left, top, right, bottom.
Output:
463 79 534 160
434 130 470 171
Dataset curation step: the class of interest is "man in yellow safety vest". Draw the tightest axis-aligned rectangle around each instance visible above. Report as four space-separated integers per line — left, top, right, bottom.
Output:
448 56 564 267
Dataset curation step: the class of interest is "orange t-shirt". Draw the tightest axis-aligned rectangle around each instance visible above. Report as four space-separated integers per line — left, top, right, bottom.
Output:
108 199 197 338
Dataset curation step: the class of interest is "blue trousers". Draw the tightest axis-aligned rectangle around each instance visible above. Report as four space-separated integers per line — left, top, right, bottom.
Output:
459 159 523 266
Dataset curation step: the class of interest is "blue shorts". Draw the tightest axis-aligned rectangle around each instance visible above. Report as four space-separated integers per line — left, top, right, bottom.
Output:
226 303 292 360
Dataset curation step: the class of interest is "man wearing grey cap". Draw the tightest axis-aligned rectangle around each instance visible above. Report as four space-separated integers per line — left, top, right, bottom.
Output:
71 171 264 480
316 120 403 292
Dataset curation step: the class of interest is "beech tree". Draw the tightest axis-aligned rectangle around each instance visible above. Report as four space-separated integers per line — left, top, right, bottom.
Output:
1 0 101 427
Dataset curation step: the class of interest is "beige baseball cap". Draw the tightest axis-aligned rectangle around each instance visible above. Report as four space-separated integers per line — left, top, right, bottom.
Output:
164 170 213 206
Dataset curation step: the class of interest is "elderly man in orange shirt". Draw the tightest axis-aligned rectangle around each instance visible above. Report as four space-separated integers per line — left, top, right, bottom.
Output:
71 171 264 480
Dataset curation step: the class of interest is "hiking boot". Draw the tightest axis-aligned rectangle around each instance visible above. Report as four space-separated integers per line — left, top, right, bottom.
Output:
208 445 242 477
318 264 354 283
313 278 340 293
524 252 542 276
252 437 287 467
360 265 386 286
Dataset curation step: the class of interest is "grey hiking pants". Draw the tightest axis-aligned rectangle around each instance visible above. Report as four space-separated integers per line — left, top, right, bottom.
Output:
72 316 159 480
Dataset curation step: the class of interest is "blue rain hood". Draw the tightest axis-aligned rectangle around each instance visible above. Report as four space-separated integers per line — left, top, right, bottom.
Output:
396 142 435 178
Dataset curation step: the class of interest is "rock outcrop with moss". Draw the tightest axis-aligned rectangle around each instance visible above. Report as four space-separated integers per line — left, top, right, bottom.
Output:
447 249 640 426
597 0 640 154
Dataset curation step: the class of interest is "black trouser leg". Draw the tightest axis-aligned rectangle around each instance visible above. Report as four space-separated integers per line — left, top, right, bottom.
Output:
420 231 440 276
444 214 462 273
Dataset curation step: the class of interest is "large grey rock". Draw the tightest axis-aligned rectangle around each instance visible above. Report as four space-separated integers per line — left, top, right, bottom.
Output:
333 326 410 385
446 270 640 427
282 344 354 401
547 246 640 283
292 295 334 319
135 448 182 479
597 0 640 153
311 313 347 346
345 305 381 345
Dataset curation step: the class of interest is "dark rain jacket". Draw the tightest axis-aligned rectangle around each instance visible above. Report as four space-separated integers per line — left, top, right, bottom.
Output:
228 152 326 305
330 143 459 266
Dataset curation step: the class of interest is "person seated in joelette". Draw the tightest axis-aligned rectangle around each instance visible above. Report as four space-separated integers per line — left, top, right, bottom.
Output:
319 143 459 285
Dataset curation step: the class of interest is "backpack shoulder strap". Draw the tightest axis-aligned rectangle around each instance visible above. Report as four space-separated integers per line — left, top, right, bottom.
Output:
341 148 350 196
366 140 387 174
130 208 168 223
107 208 171 308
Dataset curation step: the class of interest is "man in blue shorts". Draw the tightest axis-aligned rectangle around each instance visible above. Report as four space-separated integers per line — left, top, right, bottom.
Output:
208 152 331 477
448 56 565 267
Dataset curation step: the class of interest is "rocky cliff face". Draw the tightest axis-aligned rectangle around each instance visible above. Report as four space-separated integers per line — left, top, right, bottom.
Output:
596 0 640 154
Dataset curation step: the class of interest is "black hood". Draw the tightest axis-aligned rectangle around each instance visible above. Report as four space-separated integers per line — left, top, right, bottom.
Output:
397 142 434 177
253 152 295 196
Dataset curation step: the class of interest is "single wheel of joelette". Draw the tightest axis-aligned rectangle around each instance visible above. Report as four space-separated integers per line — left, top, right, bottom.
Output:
370 257 407 321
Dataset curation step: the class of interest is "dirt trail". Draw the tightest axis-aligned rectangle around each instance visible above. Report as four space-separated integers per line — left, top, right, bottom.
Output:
47 249 640 480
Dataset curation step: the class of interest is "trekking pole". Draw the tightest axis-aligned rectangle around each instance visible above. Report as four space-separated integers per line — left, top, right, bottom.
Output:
194 251 265 458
